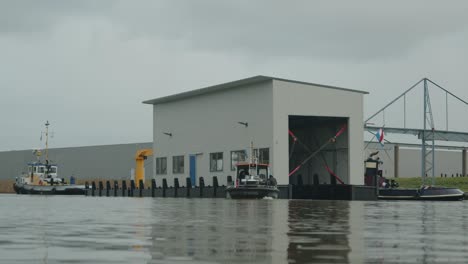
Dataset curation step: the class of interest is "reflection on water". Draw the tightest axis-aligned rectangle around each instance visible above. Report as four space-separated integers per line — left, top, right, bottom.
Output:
364 201 468 263
287 200 351 263
1 194 468 263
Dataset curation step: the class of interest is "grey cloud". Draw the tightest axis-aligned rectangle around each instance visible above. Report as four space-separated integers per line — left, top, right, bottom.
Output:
3 1 468 60
0 0 112 34
105 1 468 60
1 1 468 150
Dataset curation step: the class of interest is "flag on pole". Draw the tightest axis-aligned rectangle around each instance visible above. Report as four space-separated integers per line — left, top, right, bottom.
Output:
376 128 385 146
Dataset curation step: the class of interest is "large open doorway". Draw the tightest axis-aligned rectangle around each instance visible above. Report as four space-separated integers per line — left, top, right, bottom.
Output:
288 116 349 187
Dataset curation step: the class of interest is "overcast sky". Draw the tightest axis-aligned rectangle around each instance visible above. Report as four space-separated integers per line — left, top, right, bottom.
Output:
2 0 468 151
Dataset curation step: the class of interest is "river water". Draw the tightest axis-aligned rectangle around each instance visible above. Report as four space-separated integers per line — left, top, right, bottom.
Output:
1 194 468 264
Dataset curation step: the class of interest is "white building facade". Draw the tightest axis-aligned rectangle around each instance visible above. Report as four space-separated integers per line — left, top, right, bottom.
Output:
144 76 367 187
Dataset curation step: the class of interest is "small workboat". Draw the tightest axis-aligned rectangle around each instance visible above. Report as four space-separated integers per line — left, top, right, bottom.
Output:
365 152 464 201
226 142 279 199
378 186 464 201
13 121 86 195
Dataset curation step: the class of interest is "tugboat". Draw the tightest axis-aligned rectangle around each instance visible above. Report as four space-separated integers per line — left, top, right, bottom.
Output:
365 151 464 201
226 142 280 199
13 121 86 195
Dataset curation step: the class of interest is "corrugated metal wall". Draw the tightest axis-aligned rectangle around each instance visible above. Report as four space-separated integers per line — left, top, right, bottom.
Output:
0 142 152 181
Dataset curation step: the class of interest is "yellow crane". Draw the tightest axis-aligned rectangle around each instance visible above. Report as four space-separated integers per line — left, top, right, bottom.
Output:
135 149 153 185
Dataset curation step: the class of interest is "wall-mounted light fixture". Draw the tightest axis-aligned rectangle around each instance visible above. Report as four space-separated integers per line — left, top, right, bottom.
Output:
237 121 248 127
163 132 173 137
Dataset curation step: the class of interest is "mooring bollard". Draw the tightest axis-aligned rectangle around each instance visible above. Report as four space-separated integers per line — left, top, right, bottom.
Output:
98 181 103 197
199 176 205 198
139 180 144 197
174 178 179 197
297 174 303 186
91 181 96 196
106 181 111 197
313 174 319 186
122 180 127 197
114 181 118 197
130 180 135 197
151 179 156 197
186 177 192 197
213 176 218 197
330 174 336 185
162 178 168 197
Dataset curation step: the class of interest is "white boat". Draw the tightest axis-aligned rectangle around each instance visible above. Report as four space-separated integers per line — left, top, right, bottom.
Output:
226 142 279 199
13 121 86 195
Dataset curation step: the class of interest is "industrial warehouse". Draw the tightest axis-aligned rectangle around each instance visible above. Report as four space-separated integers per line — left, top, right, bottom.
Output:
143 76 366 186
2 76 468 199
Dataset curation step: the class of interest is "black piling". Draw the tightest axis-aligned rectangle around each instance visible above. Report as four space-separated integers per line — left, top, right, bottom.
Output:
313 174 319 186
162 178 168 197
330 174 337 185
139 180 144 197
91 181 96 196
151 179 156 197
174 178 179 197
122 180 127 197
130 180 135 197
98 181 103 197
297 174 303 186
106 180 111 197
186 177 192 197
199 177 205 198
113 180 118 197
213 176 218 198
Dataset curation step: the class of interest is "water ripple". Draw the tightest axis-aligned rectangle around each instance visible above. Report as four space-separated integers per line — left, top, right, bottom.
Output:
1 195 468 263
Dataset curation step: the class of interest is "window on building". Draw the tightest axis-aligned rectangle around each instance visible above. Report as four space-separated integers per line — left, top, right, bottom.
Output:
254 148 270 164
156 157 167 175
231 150 247 171
210 152 223 172
172 155 184 174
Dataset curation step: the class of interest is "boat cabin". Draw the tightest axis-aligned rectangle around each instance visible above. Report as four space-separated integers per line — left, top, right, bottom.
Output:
27 163 58 176
235 162 270 185
20 162 61 185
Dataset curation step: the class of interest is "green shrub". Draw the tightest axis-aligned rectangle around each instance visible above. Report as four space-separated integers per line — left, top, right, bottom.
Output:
388 177 468 192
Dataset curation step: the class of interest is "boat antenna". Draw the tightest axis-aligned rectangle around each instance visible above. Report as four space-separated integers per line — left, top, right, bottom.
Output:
44 121 50 163
249 141 254 177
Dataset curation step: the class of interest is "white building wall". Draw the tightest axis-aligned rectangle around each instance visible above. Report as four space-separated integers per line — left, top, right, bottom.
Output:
152 81 273 186
272 80 365 185
366 142 466 178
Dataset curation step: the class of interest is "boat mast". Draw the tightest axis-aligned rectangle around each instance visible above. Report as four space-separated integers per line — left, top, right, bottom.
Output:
45 121 50 163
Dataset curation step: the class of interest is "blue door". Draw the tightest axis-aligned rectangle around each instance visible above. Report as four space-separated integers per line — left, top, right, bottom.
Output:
189 155 196 187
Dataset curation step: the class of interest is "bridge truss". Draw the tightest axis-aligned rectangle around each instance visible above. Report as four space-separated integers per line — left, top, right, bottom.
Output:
365 78 468 185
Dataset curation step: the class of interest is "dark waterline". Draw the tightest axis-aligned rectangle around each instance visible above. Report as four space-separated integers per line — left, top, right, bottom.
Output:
1 194 468 263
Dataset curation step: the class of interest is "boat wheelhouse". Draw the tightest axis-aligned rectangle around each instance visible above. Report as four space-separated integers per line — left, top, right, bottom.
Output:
19 162 62 186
